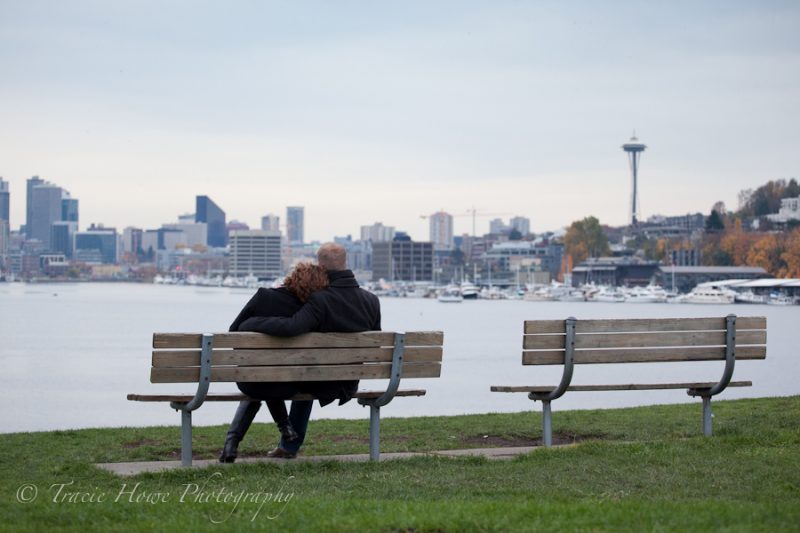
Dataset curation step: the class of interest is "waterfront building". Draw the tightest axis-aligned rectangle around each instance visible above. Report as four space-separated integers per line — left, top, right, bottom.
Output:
261 214 280 233
39 253 69 277
571 257 660 287
509 216 531 236
30 183 64 249
74 225 118 264
371 237 433 282
656 266 768 294
25 175 44 238
229 230 282 279
429 211 454 250
195 195 227 247
360 222 395 243
286 206 304 245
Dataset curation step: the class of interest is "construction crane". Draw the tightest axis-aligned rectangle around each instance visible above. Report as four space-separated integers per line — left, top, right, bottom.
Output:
420 208 513 237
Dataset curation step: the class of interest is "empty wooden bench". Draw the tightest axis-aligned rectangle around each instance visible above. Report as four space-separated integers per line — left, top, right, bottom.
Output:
128 330 444 465
491 315 766 446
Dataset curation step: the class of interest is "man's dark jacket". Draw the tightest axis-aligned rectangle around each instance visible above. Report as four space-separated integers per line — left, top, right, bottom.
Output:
238 270 381 405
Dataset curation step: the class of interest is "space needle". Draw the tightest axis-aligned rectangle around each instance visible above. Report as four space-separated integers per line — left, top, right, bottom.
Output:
622 133 647 227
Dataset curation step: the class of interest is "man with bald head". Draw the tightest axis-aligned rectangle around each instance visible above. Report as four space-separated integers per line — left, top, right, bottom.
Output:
237 242 381 458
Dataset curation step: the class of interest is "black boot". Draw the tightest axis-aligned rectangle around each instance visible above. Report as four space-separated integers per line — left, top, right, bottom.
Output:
278 422 299 443
219 401 261 463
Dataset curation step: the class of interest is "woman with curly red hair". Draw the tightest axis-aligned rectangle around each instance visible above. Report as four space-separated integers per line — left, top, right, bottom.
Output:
220 262 329 463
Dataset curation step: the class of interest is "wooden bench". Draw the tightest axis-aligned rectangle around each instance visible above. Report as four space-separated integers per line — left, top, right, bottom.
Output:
491 315 766 446
128 330 444 465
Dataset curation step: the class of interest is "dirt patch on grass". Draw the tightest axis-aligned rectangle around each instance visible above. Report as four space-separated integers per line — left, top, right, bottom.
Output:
461 433 603 447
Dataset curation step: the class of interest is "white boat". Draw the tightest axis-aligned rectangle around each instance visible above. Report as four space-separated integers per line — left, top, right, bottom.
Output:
735 290 768 304
523 285 555 301
624 285 668 303
437 287 464 303
680 286 736 304
767 293 795 306
556 289 586 302
460 281 479 300
593 286 625 303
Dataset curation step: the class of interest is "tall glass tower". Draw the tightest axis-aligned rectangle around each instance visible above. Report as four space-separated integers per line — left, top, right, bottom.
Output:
195 195 227 247
286 206 304 245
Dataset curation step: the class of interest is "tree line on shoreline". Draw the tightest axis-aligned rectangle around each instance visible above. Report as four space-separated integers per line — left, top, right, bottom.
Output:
563 178 800 278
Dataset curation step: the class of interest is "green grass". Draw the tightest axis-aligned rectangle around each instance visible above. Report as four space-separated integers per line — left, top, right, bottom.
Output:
2 396 799 532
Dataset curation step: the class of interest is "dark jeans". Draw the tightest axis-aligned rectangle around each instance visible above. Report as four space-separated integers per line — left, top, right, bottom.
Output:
236 382 313 453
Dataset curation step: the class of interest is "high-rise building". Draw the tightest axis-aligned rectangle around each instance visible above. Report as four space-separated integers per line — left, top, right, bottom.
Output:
122 227 144 256
25 176 45 239
195 195 227 247
50 221 77 258
286 207 304 245
162 221 207 248
489 218 509 235
261 214 280 233
429 211 454 250
360 222 395 243
30 183 64 249
229 230 282 279
0 219 8 269
0 178 9 225
25 176 44 237
74 225 118 264
372 238 433 281
510 216 531 236
61 197 79 223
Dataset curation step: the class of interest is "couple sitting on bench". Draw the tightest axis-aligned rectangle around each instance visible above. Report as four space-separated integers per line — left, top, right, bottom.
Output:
219 242 381 462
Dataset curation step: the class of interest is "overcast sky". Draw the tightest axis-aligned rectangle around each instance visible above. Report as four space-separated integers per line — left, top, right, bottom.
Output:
1 1 798 241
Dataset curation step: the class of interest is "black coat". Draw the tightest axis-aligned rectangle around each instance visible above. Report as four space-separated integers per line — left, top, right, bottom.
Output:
238 270 381 335
229 286 301 332
237 270 382 405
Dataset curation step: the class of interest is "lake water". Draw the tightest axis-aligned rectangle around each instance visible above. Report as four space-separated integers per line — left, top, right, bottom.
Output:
1 282 797 433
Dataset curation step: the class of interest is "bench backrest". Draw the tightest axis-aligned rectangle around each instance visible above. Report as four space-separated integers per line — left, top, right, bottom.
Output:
151 331 443 383
523 317 766 365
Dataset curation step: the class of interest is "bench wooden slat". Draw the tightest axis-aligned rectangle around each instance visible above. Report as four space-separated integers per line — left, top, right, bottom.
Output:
522 344 767 365
523 329 766 350
127 390 428 402
490 381 753 393
152 346 443 368
524 316 766 334
153 331 443 350
151 362 442 383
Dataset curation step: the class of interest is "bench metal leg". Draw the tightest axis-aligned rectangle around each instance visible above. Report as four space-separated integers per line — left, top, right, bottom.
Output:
181 410 193 467
369 404 381 461
542 400 552 447
702 396 713 437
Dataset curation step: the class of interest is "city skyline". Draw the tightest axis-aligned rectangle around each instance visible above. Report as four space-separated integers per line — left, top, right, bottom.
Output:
1 2 798 241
